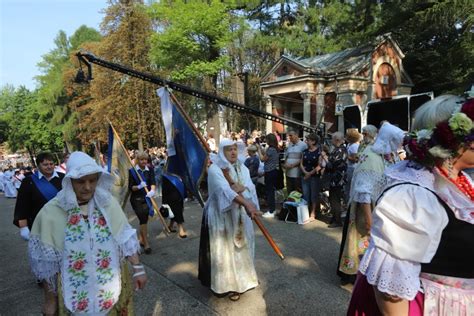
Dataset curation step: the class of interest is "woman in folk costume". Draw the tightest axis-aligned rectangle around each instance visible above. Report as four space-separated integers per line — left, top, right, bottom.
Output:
28 152 146 315
348 95 474 315
198 139 261 301
338 122 404 284
3 166 18 198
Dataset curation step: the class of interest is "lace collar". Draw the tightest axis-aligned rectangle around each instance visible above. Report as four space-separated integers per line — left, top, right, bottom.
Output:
434 169 474 224
385 161 474 224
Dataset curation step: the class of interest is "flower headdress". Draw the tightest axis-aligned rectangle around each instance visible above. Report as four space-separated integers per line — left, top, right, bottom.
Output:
404 98 474 167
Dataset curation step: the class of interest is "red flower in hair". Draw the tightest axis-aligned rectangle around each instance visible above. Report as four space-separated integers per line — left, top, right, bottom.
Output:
461 99 474 120
432 121 459 150
407 139 426 160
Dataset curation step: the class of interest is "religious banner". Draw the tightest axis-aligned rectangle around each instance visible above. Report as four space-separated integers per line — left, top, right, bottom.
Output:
157 87 208 204
107 124 131 209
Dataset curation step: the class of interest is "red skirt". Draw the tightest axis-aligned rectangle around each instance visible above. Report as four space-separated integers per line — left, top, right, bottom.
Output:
347 273 424 316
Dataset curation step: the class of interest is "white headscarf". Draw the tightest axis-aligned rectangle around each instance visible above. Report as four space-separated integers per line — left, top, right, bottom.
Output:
56 151 114 211
371 122 405 155
210 138 239 170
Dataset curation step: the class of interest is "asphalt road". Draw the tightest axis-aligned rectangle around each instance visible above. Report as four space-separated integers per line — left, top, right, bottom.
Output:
0 192 351 315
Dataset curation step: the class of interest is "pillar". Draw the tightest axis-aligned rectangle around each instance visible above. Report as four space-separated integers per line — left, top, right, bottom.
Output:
264 96 273 134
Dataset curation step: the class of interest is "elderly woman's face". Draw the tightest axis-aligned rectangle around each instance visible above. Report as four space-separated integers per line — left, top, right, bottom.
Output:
224 145 238 163
331 136 343 146
71 173 100 204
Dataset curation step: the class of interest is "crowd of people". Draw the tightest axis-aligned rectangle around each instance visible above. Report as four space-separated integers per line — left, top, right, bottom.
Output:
2 94 473 315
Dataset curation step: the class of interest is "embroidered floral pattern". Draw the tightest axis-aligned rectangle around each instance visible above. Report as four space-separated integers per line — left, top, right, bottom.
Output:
67 250 89 288
63 206 122 314
92 209 112 243
98 289 116 312
65 208 85 242
96 249 114 285
358 238 369 253
71 290 90 312
341 256 355 270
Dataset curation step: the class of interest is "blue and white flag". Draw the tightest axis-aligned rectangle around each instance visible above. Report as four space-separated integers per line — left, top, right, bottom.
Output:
157 87 208 204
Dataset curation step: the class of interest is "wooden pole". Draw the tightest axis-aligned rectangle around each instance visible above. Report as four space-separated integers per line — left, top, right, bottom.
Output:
108 121 170 235
254 217 285 260
221 169 285 260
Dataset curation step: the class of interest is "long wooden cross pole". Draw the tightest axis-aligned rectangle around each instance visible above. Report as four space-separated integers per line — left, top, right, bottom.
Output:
108 121 171 235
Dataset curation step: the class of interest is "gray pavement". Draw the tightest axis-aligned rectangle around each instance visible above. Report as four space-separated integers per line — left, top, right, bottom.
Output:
0 192 351 315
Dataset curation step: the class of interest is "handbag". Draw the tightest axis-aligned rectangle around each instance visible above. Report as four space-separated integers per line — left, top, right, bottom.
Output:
297 204 310 225
159 204 175 219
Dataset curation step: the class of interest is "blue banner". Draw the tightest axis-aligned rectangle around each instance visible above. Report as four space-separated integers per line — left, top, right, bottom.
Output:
157 88 208 204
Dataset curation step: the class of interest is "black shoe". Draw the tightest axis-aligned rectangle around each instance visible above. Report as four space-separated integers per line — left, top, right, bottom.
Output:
328 222 342 228
144 247 152 254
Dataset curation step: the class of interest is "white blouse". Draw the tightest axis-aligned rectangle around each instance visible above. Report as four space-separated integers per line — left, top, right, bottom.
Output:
359 161 474 300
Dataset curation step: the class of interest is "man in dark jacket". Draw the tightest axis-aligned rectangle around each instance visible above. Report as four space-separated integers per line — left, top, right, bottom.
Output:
13 152 64 240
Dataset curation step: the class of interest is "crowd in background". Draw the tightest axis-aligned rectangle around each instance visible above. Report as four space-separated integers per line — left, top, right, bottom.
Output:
202 123 407 227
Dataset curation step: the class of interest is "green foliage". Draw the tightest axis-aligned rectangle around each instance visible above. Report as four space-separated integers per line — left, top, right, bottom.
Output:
149 0 234 82
0 85 63 153
3 0 472 150
34 25 102 149
80 0 164 150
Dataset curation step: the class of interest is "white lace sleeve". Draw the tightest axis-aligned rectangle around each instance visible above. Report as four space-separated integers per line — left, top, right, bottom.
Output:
28 235 62 292
115 223 140 258
350 169 386 203
360 244 421 300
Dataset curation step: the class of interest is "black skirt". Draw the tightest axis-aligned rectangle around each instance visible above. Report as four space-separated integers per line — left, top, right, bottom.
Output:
130 197 149 225
198 212 211 288
162 176 185 223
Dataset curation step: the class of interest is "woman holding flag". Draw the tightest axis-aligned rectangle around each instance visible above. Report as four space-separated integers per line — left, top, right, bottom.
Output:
128 151 156 254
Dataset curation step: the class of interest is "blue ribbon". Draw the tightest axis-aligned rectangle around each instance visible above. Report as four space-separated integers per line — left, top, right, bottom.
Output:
30 171 59 201
163 173 186 200
129 168 154 216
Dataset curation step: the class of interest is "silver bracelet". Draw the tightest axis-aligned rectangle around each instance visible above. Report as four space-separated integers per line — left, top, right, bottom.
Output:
132 271 146 278
132 264 144 269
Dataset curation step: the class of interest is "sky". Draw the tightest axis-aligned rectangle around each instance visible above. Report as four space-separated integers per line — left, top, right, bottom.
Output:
0 0 108 90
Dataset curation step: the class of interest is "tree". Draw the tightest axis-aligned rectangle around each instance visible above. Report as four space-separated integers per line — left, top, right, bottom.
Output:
81 0 164 150
35 26 102 151
148 0 241 136
0 85 63 159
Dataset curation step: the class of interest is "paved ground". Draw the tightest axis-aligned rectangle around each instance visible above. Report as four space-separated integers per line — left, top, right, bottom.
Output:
0 192 351 315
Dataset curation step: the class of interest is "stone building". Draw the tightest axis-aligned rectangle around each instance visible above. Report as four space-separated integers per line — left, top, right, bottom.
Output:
260 34 413 134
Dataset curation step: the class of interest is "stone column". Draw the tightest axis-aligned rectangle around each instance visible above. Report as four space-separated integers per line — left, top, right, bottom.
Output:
315 83 325 128
336 92 353 133
264 96 273 134
300 89 315 133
